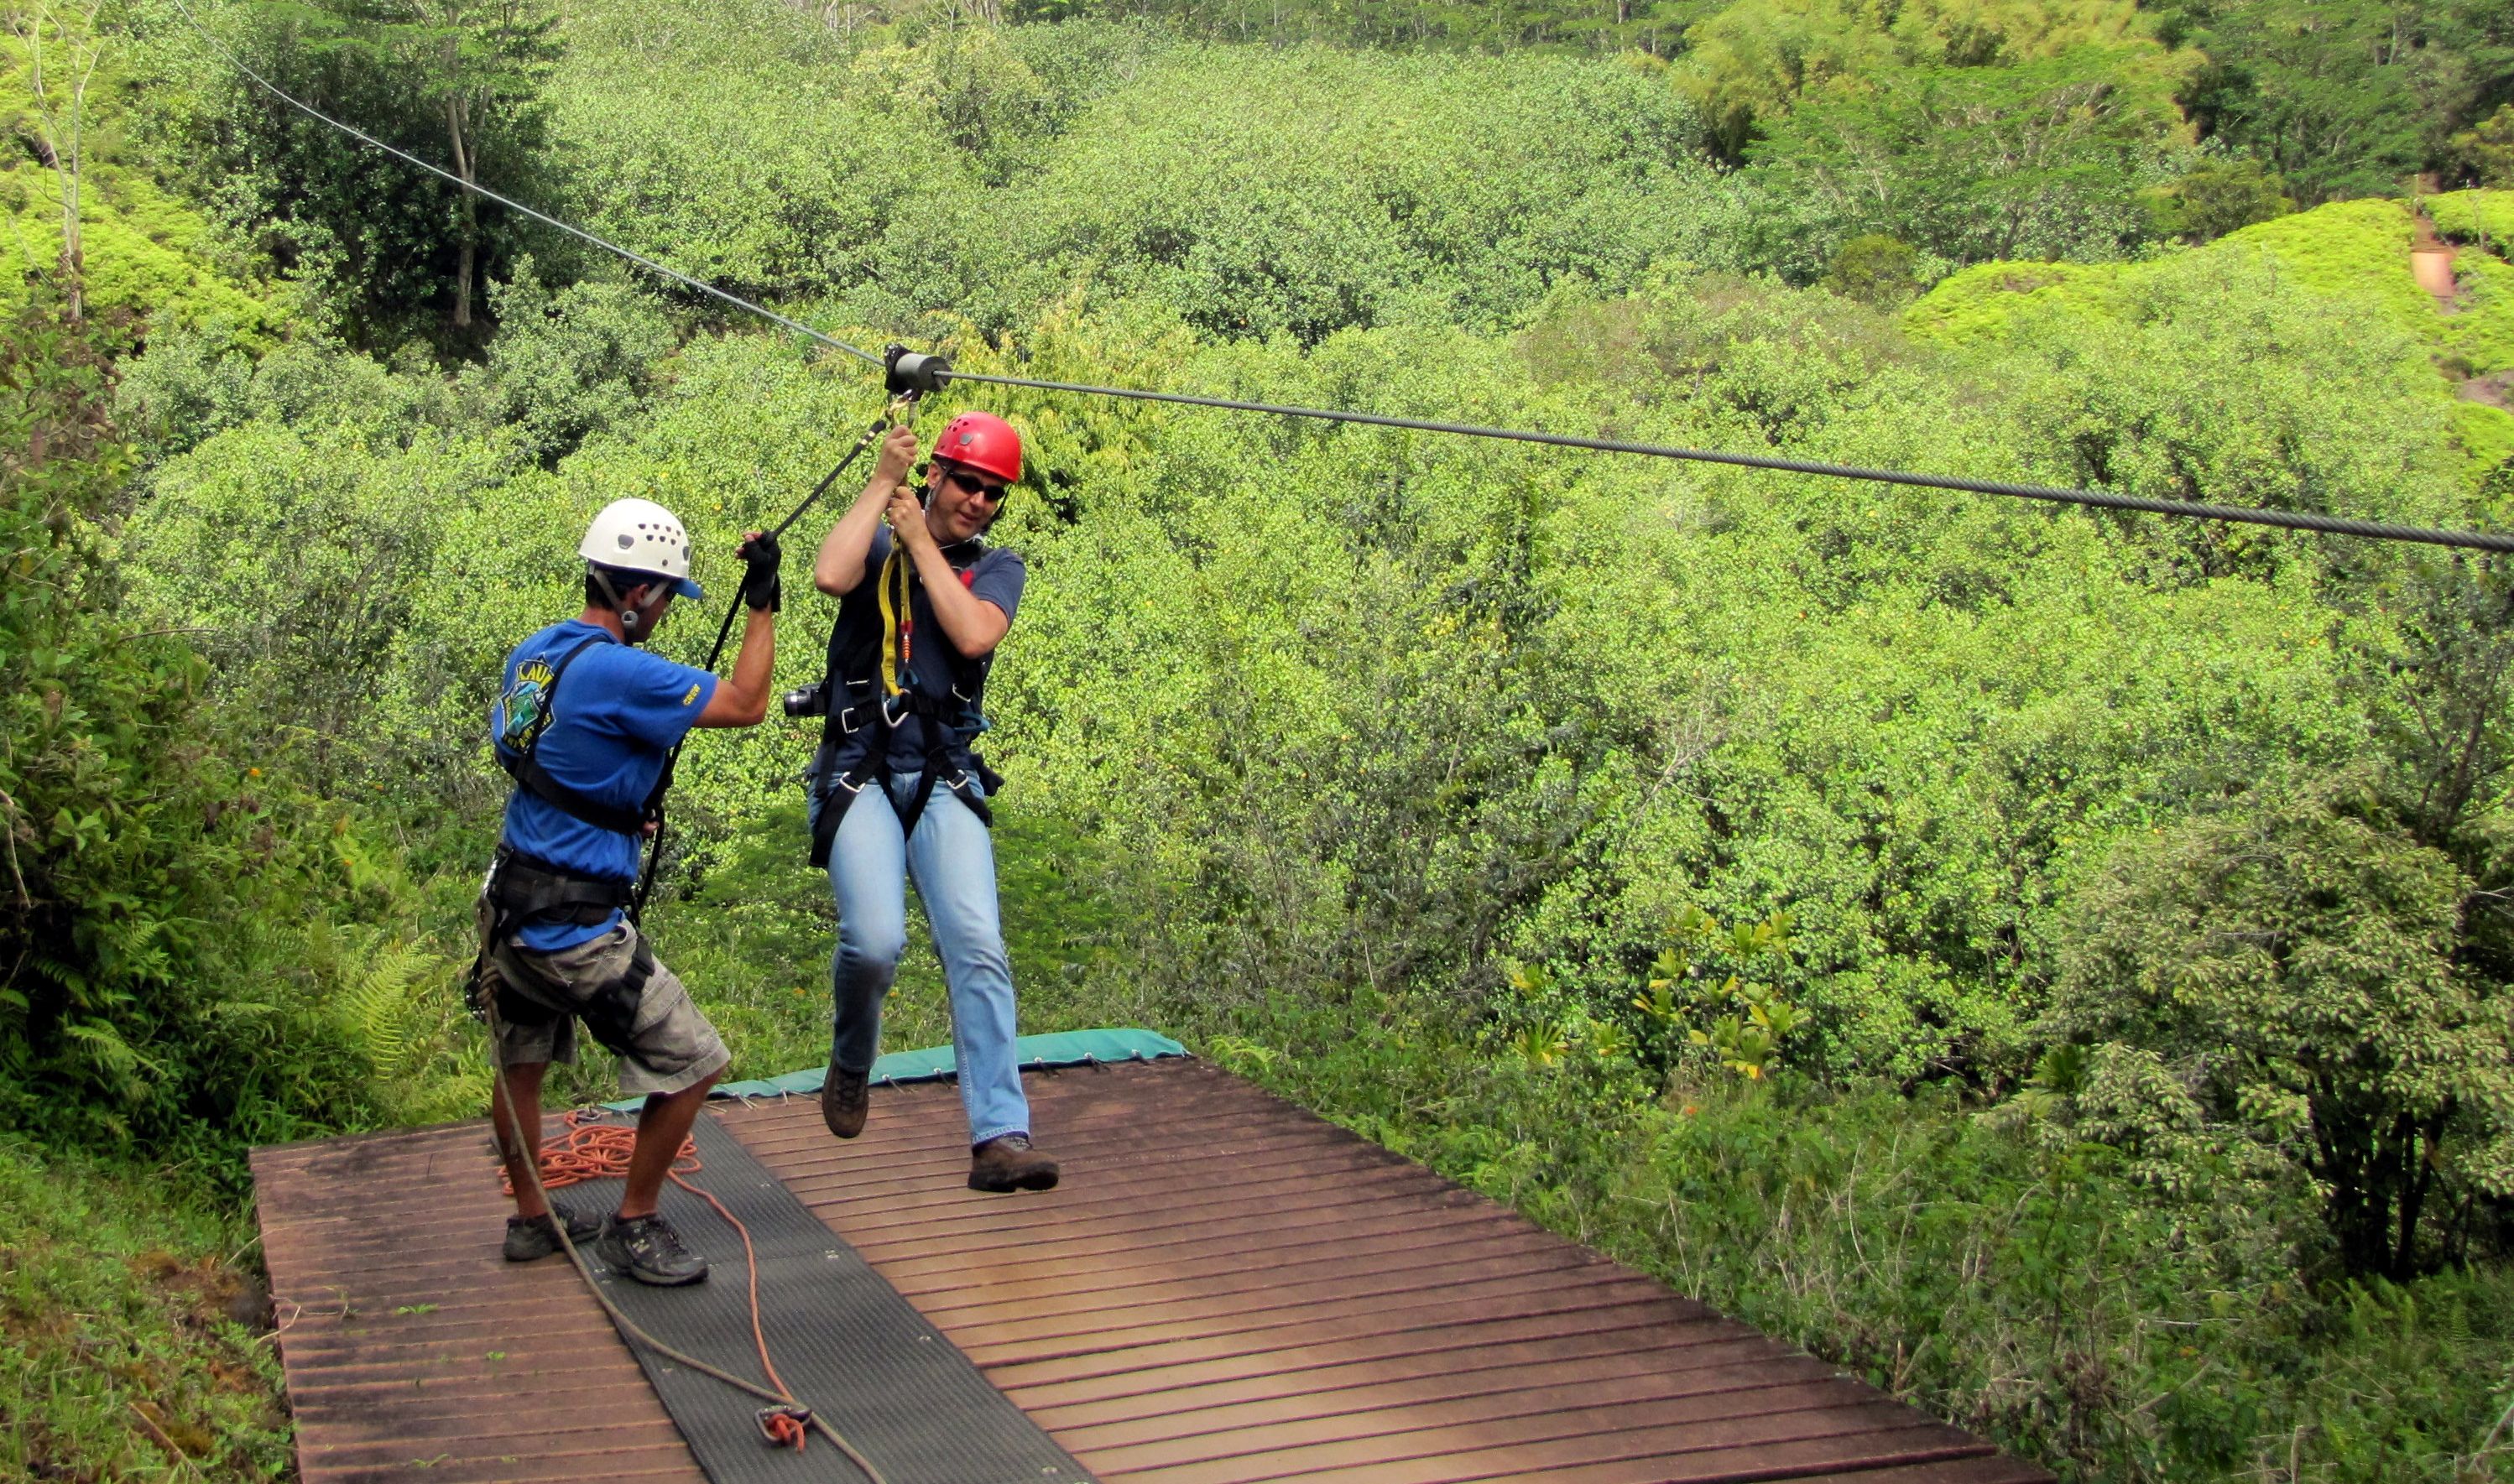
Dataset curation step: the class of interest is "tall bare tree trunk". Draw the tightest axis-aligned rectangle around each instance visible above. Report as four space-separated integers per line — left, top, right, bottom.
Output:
446 90 476 329
9 3 102 323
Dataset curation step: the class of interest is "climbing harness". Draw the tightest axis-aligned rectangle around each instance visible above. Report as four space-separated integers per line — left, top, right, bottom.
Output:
493 633 649 835
806 489 1005 869
623 346 951 923
807 542 1004 867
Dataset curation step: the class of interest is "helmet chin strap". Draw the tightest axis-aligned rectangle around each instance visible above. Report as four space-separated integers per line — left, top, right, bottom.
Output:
589 566 670 641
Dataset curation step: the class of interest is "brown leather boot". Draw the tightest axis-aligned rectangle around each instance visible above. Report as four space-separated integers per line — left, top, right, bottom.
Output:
969 1133 1059 1193
821 1062 868 1139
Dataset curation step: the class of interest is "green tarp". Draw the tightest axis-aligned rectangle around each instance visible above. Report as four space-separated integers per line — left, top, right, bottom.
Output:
602 1026 1188 1112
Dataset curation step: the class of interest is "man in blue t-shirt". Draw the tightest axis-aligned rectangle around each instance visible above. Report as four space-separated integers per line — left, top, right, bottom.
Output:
806 411 1059 1194
476 497 784 1286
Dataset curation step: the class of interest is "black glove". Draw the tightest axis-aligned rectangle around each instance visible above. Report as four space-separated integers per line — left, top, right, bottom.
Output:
738 531 782 612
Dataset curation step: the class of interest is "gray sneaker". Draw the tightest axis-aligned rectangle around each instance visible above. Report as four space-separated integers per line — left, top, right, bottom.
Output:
822 1062 868 1139
502 1205 602 1263
594 1212 708 1286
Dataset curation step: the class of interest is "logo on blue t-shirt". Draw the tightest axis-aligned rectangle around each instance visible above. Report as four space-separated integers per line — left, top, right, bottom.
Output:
498 656 561 754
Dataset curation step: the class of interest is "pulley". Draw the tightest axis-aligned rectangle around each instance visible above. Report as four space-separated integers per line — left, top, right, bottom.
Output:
884 344 952 397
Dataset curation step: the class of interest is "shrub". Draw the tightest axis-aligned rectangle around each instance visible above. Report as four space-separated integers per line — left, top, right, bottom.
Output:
2051 773 2514 1278
0 300 430 1160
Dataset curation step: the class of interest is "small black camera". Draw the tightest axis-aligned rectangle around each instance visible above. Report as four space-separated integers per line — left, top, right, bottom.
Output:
783 680 831 718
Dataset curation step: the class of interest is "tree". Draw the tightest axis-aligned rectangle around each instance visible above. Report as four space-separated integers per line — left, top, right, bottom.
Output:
1742 46 2186 267
3 0 105 322
2452 101 2514 186
318 0 554 329
2143 152 2293 240
1818 232 1921 305
230 0 554 335
2052 775 2514 1278
2167 0 2514 203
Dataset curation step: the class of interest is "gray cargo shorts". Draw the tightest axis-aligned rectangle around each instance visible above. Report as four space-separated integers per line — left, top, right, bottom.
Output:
480 911 730 1098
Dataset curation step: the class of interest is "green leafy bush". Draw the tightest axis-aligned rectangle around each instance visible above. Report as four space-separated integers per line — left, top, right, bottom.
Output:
1741 45 2189 272
0 302 436 1159
2053 773 2514 1277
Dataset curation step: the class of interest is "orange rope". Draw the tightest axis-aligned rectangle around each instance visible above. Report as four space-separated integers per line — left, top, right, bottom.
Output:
503 1111 807 1451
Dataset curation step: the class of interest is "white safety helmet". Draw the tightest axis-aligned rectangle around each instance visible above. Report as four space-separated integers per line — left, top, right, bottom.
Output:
579 497 704 601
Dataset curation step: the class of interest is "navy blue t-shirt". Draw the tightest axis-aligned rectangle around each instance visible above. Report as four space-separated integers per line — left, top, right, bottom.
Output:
842 528 1025 769
491 621 717 950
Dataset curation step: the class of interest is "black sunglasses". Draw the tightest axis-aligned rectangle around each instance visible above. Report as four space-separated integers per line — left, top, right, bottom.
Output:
939 465 1009 503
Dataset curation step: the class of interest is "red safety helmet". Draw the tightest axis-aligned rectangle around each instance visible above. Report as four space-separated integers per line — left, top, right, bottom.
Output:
932 411 1022 487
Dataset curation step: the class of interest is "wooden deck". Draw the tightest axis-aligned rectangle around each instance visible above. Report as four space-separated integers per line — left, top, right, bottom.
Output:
252 1058 2051 1484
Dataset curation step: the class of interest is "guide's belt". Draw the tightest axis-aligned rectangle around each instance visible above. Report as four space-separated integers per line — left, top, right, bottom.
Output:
489 846 634 931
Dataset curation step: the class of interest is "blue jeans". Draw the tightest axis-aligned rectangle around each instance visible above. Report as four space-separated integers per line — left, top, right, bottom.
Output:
811 772 1029 1147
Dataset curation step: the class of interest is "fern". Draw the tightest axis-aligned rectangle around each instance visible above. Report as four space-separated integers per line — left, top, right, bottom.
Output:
332 938 438 1084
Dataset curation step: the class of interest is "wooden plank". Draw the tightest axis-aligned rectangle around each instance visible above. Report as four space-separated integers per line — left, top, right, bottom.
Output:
250 1131 706 1484
715 1059 2053 1484
253 1058 2049 1484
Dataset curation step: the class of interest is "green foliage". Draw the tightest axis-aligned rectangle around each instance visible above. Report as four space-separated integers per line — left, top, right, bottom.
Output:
1610 906 1800 1077
2162 0 2514 204
0 1139 289 1479
2052 773 2514 1277
2454 103 2514 189
2144 150 2292 241
2434 188 2514 251
533 2 1735 343
0 3 283 333
1740 45 2190 272
1819 232 1924 307
143 0 557 341
973 45 1726 340
1009 0 1710 55
0 300 436 1158
456 259 677 461
1675 0 2176 161
1910 195 2514 477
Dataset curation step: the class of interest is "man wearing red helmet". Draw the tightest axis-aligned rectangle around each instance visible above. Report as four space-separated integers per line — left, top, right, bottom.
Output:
806 410 1058 1193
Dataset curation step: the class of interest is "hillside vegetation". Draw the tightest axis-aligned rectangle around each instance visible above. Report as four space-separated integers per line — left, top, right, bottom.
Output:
4 0 2514 1480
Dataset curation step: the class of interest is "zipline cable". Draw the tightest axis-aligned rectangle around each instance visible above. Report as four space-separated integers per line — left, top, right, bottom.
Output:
163 0 883 370
935 368 2514 553
168 0 2514 556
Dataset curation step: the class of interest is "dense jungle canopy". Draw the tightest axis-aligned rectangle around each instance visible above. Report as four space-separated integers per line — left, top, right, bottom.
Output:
3 0 2514 1477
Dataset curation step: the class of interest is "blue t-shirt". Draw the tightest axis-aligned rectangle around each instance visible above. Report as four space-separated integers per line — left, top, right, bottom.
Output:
491 620 717 950
844 528 1025 770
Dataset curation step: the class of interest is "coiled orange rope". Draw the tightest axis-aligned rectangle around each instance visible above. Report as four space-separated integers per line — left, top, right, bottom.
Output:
505 1111 810 1452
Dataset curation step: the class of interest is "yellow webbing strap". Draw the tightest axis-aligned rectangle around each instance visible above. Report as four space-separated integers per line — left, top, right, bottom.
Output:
876 545 911 697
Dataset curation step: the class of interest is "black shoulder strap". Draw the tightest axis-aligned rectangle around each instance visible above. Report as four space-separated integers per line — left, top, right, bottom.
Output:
498 634 650 836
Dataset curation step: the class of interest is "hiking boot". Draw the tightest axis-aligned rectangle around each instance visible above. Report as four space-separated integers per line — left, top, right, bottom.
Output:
502 1205 601 1263
822 1061 869 1140
969 1133 1059 1193
594 1212 709 1286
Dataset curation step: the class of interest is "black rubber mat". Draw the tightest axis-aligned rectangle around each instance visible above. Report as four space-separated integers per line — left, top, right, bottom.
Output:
561 1112 1093 1484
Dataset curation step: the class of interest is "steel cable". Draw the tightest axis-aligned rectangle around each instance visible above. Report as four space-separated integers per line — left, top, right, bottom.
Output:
164 0 883 368
169 0 2513 555
938 368 2514 553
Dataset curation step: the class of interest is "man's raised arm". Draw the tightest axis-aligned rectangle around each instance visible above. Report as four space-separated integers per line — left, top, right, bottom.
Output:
815 423 921 597
695 530 782 729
